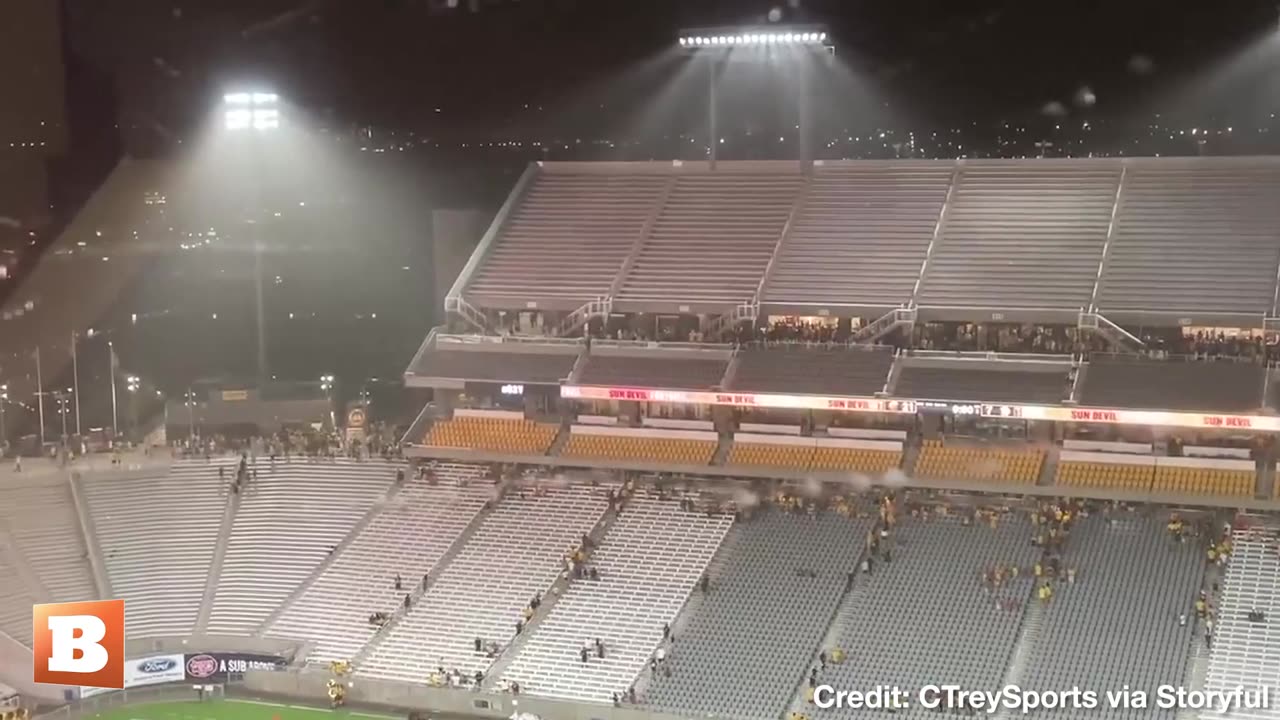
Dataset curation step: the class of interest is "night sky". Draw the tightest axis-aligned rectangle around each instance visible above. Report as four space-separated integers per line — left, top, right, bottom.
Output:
65 0 1280 142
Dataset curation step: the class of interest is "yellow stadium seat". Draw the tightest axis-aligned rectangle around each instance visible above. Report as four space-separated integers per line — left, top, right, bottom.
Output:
1154 465 1254 497
810 447 902 474
915 443 1043 484
425 416 558 455
1056 461 1154 492
562 434 716 465
728 442 814 469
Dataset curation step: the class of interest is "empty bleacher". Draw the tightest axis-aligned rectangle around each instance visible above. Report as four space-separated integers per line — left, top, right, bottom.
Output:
727 442 814 470
563 428 718 466
360 485 610 681
728 346 893 396
617 171 804 306
1080 356 1265 411
0 539 39 645
425 414 559 454
810 445 903 475
915 440 1043 484
917 160 1121 310
819 515 1039 720
409 347 578 385
82 461 232 637
465 171 670 307
763 162 953 311
1152 464 1254 497
1056 459 1154 492
1097 159 1280 318
895 361 1070 404
1022 514 1204 720
1203 527 1280 720
500 494 733 702
0 479 97 609
578 353 728 390
205 460 396 635
267 467 494 662
727 435 904 476
643 510 873 720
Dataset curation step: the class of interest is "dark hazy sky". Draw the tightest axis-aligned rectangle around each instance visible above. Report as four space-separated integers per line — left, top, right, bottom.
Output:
64 0 1280 136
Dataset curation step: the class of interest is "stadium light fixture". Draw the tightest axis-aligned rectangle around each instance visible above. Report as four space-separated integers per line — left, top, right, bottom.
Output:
677 25 831 51
223 90 280 132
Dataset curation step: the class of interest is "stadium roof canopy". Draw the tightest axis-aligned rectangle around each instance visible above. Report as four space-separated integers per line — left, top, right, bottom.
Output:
449 156 1280 329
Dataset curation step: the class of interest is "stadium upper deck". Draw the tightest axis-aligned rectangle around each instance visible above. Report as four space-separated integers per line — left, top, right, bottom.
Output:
451 156 1280 329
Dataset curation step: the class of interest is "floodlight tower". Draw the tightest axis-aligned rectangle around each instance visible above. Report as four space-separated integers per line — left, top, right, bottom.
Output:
677 26 833 173
222 91 280 388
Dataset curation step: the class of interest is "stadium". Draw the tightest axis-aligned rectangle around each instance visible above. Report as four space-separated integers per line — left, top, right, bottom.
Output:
4 5 1280 720
2 151 1280 720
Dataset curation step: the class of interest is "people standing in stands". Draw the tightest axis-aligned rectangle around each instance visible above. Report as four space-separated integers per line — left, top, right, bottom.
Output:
628 685 637 704
700 573 710 593
404 593 412 610
595 638 605 658
579 647 588 665
663 622 670 640
819 651 827 671
422 571 429 589
394 574 402 591
515 620 523 635
474 637 483 652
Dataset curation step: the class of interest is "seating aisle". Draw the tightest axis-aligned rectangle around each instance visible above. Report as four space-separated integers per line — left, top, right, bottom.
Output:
1021 514 1204 720
0 479 97 611
500 494 733 703
268 464 494 662
820 514 1038 720
1202 527 1280 720
0 546 39 645
205 459 397 635
360 485 610 682
82 460 233 637
644 510 873 720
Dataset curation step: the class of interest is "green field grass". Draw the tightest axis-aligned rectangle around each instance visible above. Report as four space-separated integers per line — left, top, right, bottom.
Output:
91 699 398 720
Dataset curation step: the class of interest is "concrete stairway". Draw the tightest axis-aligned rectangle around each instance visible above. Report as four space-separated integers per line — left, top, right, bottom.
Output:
194 485 240 633
348 495 499 669
783 548 872 719
255 479 408 634
481 496 621 688
990 589 1047 720
1038 445 1061 486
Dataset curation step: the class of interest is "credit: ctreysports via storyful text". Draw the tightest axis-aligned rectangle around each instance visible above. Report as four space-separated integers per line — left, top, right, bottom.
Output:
810 684 1271 714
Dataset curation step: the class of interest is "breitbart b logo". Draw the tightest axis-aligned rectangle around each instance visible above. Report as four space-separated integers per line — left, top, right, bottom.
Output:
33 600 125 688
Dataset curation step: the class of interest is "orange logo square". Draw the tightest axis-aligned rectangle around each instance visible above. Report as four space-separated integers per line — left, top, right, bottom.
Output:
33 600 125 689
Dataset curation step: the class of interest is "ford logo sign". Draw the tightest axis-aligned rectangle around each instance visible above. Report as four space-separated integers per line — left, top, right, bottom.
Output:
138 658 177 674
186 654 218 679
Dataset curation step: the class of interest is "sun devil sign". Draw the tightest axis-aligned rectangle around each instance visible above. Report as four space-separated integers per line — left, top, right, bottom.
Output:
33 600 126 689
